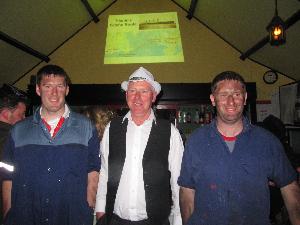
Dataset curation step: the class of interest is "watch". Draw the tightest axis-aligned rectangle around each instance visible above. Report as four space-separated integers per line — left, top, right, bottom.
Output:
263 70 278 84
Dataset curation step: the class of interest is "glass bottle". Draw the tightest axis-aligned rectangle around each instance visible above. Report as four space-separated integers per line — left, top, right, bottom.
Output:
194 108 200 124
186 108 192 123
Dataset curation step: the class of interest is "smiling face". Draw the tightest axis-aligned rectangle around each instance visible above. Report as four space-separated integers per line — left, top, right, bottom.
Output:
126 80 157 125
36 74 69 120
210 79 247 126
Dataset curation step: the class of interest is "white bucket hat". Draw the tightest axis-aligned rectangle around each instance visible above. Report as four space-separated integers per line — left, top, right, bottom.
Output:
121 67 161 94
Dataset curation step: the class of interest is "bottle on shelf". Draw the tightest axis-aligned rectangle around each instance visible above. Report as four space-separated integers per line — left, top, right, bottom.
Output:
194 108 200 124
182 109 187 123
177 110 183 123
186 108 192 123
198 104 205 126
204 113 209 124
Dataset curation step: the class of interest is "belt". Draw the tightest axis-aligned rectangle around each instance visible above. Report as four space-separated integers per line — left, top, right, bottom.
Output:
111 214 151 225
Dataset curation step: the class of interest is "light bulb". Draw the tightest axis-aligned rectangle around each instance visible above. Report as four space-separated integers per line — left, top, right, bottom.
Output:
273 27 282 36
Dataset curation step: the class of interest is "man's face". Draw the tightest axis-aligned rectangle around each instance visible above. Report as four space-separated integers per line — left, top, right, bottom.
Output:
7 102 26 125
126 81 156 123
210 79 247 125
36 75 69 118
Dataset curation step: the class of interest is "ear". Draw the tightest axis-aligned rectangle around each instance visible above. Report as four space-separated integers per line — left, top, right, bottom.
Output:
210 94 216 106
65 85 69 96
125 91 129 102
244 92 248 105
36 84 41 96
0 108 10 121
152 93 157 103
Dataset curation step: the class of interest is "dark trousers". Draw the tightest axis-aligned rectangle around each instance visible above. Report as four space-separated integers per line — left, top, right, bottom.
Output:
97 214 170 225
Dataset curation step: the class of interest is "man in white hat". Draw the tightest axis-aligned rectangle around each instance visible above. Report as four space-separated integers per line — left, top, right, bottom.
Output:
95 67 184 225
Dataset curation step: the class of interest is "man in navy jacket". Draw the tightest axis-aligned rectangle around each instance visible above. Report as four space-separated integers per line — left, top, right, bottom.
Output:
2 65 100 225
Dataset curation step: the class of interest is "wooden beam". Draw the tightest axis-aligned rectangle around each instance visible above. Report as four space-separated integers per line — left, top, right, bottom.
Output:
81 0 99 23
186 0 199 20
240 9 300 60
0 31 50 62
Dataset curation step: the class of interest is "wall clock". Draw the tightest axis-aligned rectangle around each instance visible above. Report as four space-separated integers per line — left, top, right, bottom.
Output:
263 70 278 84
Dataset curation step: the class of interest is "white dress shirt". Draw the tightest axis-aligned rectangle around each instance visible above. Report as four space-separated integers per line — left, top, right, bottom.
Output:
95 110 183 225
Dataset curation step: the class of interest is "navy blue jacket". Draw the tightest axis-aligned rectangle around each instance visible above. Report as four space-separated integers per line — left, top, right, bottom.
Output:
2 107 101 225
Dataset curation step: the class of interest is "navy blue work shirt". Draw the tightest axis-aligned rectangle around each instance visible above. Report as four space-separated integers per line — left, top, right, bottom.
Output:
178 118 297 225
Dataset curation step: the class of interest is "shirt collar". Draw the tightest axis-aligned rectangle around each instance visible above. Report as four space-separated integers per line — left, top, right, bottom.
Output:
122 109 157 125
39 104 70 121
210 116 252 137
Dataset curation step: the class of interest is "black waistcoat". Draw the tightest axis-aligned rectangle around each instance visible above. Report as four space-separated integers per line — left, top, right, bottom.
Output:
106 117 172 224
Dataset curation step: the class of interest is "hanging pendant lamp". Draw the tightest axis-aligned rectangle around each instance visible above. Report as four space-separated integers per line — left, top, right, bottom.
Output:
266 0 286 46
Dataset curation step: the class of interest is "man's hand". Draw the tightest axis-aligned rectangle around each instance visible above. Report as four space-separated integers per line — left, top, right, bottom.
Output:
87 171 99 208
2 180 12 217
96 212 105 220
179 187 195 225
281 181 300 225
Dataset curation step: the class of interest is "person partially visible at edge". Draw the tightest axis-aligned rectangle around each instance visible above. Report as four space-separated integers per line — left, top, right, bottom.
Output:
0 84 28 224
0 84 28 160
82 106 116 225
178 71 300 225
1 64 101 225
95 67 184 225
82 106 116 141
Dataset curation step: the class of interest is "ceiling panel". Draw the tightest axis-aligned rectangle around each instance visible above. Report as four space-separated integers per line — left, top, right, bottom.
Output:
0 41 40 84
0 0 115 86
176 0 300 79
0 0 299 87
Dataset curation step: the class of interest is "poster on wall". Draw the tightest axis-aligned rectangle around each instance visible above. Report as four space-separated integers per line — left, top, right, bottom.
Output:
280 83 298 125
104 12 184 64
256 101 272 122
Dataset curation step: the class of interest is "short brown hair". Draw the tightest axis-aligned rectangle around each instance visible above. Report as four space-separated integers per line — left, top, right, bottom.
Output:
211 71 246 93
36 64 71 86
